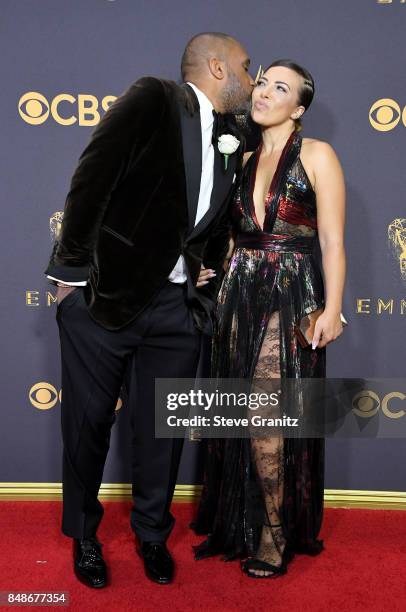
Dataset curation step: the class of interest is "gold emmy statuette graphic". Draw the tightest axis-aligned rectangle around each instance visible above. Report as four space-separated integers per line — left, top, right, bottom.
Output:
29 382 59 410
50 211 64 242
254 64 264 84
388 219 406 281
115 397 123 411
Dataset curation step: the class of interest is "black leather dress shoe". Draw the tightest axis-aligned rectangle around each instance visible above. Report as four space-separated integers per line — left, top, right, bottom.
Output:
136 541 174 584
73 537 107 588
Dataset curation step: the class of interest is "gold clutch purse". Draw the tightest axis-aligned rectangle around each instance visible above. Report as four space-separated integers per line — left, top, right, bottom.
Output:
294 308 348 349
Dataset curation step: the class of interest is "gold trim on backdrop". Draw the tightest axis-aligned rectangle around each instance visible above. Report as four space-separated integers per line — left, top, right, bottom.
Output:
1 483 406 509
0 483 199 502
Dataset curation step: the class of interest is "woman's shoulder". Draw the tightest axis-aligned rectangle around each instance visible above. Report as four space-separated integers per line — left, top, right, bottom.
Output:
301 138 341 173
301 138 338 160
300 137 344 188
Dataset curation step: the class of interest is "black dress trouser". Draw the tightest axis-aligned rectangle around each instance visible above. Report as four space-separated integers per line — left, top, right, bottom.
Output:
56 280 201 542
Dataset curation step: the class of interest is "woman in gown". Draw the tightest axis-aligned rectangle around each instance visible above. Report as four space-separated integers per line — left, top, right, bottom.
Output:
192 59 346 578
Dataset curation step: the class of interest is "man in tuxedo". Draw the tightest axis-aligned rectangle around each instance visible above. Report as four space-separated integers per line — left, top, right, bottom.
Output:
45 32 254 587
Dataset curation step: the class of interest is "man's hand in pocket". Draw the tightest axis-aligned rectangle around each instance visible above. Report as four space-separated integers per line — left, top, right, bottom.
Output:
56 285 76 305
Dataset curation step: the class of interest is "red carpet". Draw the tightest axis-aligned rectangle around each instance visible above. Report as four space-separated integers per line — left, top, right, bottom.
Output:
0 502 405 611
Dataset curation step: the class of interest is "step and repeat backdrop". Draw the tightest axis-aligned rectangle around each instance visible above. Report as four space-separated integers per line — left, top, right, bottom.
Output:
1 0 405 491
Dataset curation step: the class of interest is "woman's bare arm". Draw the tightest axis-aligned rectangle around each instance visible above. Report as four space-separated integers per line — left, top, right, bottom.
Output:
305 140 346 348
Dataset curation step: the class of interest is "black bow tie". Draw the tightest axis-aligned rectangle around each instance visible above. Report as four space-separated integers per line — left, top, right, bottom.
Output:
212 110 225 145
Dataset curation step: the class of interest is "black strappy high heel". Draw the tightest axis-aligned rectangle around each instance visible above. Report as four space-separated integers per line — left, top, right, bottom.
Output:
241 523 294 579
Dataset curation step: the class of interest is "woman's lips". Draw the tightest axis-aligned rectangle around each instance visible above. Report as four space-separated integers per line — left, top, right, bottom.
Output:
253 101 269 112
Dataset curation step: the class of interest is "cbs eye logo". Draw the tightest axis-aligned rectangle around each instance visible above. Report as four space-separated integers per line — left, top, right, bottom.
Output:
352 390 406 419
29 382 123 411
369 99 406 131
29 382 61 410
18 91 117 126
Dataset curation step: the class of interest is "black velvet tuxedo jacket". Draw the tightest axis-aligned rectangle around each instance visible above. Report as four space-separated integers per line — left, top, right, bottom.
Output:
45 77 243 330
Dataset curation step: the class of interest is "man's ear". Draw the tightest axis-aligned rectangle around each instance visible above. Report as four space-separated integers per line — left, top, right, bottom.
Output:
208 57 226 81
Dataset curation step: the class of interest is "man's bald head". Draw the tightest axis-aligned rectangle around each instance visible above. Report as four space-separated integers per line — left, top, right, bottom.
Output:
180 32 254 114
181 32 237 81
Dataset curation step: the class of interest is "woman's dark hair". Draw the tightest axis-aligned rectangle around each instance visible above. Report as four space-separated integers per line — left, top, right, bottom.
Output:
266 59 315 131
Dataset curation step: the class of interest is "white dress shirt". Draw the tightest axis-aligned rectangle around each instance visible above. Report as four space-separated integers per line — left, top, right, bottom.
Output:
168 82 214 283
48 82 214 287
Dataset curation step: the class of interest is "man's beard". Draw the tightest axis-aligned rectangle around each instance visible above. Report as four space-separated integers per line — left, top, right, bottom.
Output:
221 71 252 115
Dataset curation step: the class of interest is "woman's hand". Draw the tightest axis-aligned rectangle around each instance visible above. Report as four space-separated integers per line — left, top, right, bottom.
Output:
224 237 235 271
312 310 343 349
196 264 216 288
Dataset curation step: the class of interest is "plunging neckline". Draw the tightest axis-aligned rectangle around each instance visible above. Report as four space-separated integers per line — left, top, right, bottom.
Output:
250 130 297 232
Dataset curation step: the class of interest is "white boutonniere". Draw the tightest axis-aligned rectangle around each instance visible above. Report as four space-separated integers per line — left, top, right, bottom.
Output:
218 134 240 170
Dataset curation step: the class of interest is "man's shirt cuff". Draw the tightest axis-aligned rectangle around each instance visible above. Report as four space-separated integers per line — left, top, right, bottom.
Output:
47 275 87 286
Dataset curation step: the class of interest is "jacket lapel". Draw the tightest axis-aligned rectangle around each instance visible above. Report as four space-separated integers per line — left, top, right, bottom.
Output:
188 145 237 240
177 84 240 241
178 86 202 234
